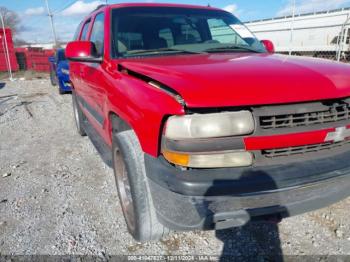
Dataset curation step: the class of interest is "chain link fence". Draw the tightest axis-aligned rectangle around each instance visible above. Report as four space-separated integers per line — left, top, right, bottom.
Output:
246 7 350 63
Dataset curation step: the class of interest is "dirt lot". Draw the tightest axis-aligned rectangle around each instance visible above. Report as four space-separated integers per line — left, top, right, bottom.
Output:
1 78 350 259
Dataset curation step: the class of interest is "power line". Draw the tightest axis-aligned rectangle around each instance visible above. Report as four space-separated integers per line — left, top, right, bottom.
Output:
53 0 78 15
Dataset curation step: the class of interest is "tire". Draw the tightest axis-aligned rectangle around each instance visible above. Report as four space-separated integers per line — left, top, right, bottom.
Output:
50 69 57 86
72 91 86 136
59 86 65 95
112 130 169 242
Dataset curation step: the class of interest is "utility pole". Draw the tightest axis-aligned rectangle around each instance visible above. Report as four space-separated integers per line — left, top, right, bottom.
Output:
289 0 296 56
0 13 13 81
44 0 58 47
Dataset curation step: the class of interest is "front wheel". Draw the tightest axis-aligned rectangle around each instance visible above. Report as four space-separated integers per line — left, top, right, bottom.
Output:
50 69 57 86
112 130 169 242
58 86 65 95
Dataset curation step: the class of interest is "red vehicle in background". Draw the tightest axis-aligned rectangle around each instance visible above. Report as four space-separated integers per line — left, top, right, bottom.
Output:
66 3 350 242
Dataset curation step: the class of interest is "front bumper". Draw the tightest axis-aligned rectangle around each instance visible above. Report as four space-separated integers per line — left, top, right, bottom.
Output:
144 151 350 231
58 79 72 92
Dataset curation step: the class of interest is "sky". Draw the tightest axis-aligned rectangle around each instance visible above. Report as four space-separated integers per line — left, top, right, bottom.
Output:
1 0 350 43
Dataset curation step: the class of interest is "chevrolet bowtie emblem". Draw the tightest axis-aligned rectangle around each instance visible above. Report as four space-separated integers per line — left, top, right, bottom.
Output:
325 127 350 142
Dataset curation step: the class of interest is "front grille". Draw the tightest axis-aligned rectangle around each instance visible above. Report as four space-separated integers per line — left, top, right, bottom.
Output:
260 102 350 129
262 140 350 159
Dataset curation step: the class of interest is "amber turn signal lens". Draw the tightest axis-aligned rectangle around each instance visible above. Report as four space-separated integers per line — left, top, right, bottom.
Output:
162 150 253 168
162 150 190 166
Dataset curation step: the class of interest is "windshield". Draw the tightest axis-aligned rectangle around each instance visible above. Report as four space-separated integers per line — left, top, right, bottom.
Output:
111 7 266 58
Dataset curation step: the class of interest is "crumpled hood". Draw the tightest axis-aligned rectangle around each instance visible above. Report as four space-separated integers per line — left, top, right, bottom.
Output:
119 53 350 108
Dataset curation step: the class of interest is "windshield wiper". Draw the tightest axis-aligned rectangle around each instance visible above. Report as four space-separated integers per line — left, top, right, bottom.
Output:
204 45 262 53
125 48 202 57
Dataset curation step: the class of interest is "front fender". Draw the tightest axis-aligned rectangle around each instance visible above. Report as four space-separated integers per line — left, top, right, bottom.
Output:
104 69 185 157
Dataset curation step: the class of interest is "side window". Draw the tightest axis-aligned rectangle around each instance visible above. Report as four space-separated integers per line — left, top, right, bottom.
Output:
80 20 91 41
118 32 144 51
180 24 201 42
90 13 105 56
159 28 174 46
208 18 246 45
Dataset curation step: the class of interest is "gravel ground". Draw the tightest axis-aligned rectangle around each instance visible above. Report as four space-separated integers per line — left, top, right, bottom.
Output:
1 79 350 259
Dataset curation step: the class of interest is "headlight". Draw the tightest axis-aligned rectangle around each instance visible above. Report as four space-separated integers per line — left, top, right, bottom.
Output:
61 68 69 75
162 111 255 168
163 150 253 168
164 111 254 140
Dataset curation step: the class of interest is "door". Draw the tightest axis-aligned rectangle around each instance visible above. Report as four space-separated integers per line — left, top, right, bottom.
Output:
81 12 106 135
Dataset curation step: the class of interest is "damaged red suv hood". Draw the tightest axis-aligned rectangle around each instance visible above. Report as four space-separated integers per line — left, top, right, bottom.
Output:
119 53 350 108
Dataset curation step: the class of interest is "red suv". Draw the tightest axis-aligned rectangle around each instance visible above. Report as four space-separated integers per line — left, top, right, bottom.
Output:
66 3 350 242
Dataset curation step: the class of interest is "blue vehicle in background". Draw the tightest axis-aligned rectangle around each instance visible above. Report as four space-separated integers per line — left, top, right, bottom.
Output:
49 48 71 94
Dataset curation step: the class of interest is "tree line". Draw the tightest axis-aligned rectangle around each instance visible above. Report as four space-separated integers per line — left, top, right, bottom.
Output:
0 6 28 46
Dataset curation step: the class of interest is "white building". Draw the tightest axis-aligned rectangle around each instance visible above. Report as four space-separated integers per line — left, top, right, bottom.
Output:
246 8 350 58
18 43 67 50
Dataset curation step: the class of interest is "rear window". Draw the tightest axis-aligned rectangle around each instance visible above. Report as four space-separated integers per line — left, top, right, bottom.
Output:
118 32 144 50
180 24 202 43
159 28 174 46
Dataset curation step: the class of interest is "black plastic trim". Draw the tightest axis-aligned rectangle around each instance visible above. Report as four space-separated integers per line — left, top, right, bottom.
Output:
144 150 350 197
81 108 112 167
150 175 350 230
76 94 104 126
254 140 350 166
68 56 103 63
252 97 350 136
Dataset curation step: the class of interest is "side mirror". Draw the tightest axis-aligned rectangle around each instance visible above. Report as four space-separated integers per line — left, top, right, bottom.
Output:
261 40 275 54
48 56 55 63
65 41 102 63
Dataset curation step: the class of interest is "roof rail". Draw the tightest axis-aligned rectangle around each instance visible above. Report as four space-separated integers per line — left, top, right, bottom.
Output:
91 4 107 14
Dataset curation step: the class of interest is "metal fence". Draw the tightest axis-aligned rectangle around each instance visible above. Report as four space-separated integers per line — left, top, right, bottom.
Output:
246 7 350 62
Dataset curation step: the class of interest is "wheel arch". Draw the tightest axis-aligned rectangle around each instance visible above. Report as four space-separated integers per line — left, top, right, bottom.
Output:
109 112 132 134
